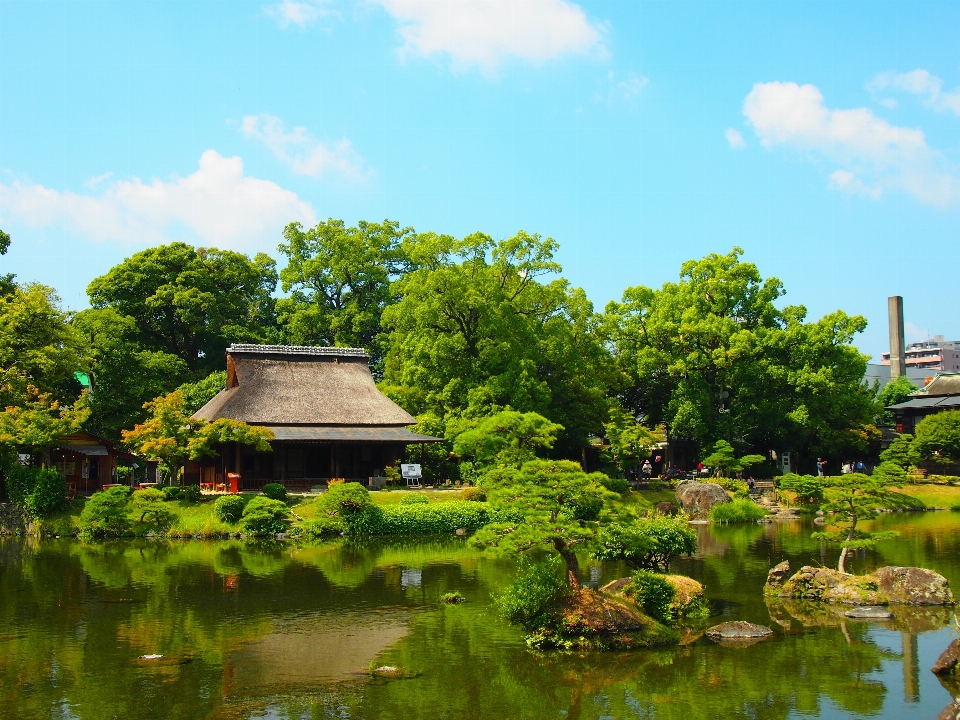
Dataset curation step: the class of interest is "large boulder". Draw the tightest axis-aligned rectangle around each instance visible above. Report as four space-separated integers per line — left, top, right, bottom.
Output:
766 564 954 606
874 566 955 605
706 621 773 646
766 561 792 589
675 481 730 519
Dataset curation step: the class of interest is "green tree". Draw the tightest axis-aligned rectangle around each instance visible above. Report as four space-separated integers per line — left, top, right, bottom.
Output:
0 384 89 458
605 247 875 457
276 219 413 374
73 308 188 440
600 407 664 476
451 410 563 469
381 230 617 457
879 433 919 468
176 370 227 414
121 391 273 483
912 410 960 462
87 243 278 375
811 473 901 573
0 228 14 295
470 459 614 589
592 515 697 572
874 375 918 425
700 439 766 477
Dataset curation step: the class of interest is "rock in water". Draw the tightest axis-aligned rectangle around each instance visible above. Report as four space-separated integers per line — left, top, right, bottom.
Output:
844 606 893 619
766 561 791 589
655 501 677 516
933 639 960 675
874 566 955 605
675 482 731 519
706 621 773 643
938 698 960 720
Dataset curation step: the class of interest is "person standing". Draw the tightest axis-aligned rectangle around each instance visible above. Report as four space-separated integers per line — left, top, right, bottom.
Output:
817 458 827 477
641 459 652 479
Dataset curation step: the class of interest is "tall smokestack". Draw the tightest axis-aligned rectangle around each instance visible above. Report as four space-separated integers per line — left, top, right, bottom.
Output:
888 296 906 379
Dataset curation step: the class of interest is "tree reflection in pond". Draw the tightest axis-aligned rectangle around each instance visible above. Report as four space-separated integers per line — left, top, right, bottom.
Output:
1 512 959 719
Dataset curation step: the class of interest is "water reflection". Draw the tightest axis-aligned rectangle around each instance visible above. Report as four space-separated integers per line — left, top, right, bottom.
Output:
1 513 959 719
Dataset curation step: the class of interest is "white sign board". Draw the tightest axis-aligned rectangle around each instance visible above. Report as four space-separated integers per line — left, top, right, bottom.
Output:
400 464 422 479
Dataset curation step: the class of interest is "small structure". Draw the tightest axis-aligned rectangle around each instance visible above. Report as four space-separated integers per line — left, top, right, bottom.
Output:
51 431 138 494
191 344 442 491
886 372 960 434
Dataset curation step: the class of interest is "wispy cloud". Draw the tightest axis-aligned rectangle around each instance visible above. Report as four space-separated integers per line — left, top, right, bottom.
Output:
868 69 960 116
240 114 372 181
263 0 332 28
743 81 960 207
374 0 606 75
0 151 316 251
725 128 746 149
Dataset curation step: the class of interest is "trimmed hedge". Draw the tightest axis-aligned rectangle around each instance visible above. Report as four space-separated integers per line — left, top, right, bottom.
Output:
399 493 430 505
262 483 287 501
346 501 505 536
214 495 246 524
240 496 289 536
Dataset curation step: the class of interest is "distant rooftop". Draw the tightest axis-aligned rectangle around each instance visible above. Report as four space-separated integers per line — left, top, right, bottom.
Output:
226 344 369 359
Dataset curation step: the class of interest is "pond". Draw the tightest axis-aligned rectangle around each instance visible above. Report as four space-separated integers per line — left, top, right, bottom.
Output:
2 512 960 719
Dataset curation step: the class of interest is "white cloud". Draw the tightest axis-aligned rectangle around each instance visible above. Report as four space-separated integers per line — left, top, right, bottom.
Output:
905 321 931 344
743 81 960 207
374 0 605 74
868 69 960 116
616 71 648 101
264 0 331 28
240 114 371 181
725 128 746 149
0 150 316 251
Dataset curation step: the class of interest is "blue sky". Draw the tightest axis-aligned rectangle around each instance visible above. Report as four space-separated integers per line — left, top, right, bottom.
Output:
1 0 958 361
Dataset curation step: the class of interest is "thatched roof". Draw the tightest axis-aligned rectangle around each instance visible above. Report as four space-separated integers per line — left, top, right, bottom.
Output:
193 344 418 427
910 372 960 398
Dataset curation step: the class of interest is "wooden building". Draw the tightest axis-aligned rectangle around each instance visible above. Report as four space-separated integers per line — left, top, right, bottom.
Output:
886 371 960 434
51 431 138 494
190 344 441 490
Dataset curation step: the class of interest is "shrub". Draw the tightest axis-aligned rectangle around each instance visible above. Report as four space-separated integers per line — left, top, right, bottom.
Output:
79 486 133 537
709 498 768 524
496 557 569 630
778 474 824 506
327 478 345 486
162 485 202 503
347 501 497 536
629 570 676 624
441 591 466 604
24 468 68 517
262 483 287 501
214 495 246 524
913 410 960 461
240 496 289 536
714 477 749 498
320 482 371 515
302 515 347 538
458 486 486 502
593 516 698 572
131 488 174 529
600 476 630 494
400 493 430 504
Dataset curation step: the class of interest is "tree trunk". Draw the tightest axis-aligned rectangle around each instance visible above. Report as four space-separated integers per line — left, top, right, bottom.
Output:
554 539 581 589
838 514 856 574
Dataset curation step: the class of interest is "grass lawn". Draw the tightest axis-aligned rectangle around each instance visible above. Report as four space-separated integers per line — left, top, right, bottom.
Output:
895 484 960 509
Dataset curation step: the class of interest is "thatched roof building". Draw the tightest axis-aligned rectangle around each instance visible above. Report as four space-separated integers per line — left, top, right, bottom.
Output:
190 344 440 490
887 371 960 434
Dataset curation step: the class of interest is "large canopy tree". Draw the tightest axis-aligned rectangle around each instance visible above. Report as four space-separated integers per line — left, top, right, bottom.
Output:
276 218 414 375
87 243 278 375
380 230 619 456
604 248 875 458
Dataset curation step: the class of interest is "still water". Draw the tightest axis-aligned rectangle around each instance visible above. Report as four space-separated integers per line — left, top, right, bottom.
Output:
2 513 960 720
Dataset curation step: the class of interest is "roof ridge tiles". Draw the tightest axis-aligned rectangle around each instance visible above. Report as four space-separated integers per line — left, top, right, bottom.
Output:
226 344 369 358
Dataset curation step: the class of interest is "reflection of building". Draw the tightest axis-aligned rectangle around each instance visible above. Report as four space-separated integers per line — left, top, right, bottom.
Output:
51 431 138 493
191 344 442 490
881 337 960 372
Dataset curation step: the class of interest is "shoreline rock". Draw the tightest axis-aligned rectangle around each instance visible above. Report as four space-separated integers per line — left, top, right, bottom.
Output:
675 481 730 519
706 621 773 646
764 560 954 606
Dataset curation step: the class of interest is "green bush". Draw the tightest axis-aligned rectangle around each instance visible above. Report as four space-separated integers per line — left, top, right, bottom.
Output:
213 495 246 524
262 483 287 501
2 464 36 504
162 485 202 503
458 486 486 502
302 515 347 538
240 496 289 535
347 501 499 536
629 570 676 624
24 468 68 517
709 498 768 524
320 482 372 515
600 476 630 494
131 488 174 529
496 558 569 630
778 474 824 506
399 493 430 504
79 486 133 538
714 477 749 498
593 516 698 572
872 461 907 482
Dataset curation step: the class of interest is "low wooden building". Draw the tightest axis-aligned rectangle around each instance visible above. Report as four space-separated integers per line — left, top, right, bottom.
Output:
190 344 441 490
51 431 138 494
886 371 960 434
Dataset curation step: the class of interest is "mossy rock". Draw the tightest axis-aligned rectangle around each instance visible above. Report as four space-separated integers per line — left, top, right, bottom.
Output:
600 574 709 620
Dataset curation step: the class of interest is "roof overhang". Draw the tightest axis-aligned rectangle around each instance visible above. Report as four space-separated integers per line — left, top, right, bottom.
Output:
887 396 960 411
262 426 443 443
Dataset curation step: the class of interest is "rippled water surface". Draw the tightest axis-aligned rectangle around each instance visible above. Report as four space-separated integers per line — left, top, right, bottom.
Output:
2 512 960 719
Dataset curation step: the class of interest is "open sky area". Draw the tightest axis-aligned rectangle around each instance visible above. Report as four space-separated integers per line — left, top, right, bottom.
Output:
1 0 958 361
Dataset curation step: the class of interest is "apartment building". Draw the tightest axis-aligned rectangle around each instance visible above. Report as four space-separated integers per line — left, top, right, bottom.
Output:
881 335 960 372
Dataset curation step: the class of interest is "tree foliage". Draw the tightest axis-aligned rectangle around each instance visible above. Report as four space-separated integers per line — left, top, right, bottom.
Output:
452 410 563 469
874 375 918 425
276 219 413 374
599 407 664 475
0 383 89 454
381 230 618 457
879 433 919 468
809 473 902 573
912 410 960 462
471 459 614 589
604 247 875 456
87 242 278 374
592 515 697 572
700 439 765 477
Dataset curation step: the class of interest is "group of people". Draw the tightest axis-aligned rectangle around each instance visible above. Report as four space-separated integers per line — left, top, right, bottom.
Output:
816 457 867 475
